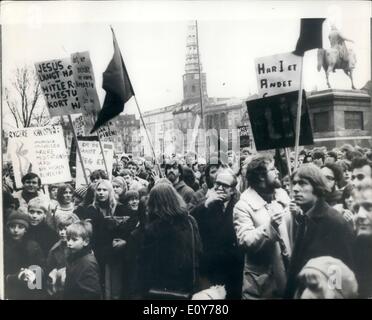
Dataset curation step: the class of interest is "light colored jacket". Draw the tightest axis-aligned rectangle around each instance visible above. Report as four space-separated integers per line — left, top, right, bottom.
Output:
233 187 293 299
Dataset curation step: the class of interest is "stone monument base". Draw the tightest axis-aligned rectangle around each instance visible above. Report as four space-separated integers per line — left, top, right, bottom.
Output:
307 89 372 149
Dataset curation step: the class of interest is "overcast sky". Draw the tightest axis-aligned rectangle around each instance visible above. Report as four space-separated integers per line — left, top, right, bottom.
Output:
1 1 371 129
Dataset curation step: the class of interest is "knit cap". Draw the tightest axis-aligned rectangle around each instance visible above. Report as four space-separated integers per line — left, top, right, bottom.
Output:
6 210 30 229
74 186 88 199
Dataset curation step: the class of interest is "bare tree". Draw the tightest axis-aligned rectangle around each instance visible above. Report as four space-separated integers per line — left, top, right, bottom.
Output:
4 65 51 128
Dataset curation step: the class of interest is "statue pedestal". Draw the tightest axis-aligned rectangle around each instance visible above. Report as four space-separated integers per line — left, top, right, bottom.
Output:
307 89 372 149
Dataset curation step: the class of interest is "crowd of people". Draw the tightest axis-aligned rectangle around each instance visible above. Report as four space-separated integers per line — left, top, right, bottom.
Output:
3 143 372 300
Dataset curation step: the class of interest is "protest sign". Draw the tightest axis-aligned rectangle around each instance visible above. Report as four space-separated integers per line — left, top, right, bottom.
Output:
255 52 302 98
35 58 82 117
246 90 313 151
71 51 101 115
74 115 117 141
97 120 118 142
238 125 251 148
75 140 114 187
7 125 71 188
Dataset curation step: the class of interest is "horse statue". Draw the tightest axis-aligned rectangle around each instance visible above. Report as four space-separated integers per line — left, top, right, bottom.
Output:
317 48 356 90
317 25 356 90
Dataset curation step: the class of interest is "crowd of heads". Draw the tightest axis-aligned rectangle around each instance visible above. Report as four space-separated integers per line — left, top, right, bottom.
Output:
2 142 372 300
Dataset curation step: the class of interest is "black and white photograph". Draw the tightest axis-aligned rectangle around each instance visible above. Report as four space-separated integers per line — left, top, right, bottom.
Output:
1 0 372 305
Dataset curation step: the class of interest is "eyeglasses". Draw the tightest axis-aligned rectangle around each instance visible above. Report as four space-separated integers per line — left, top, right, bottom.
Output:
215 181 232 191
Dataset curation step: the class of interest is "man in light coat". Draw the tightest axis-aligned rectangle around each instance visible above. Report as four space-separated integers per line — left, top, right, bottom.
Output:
233 154 292 299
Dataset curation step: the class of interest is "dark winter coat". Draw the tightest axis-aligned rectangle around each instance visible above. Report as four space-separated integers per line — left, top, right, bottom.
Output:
353 236 372 298
63 247 102 300
138 215 202 298
285 198 355 298
4 235 46 300
190 195 244 299
25 221 59 258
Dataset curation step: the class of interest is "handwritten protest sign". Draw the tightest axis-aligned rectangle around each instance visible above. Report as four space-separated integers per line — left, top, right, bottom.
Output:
255 52 302 98
35 58 82 117
74 115 117 142
75 140 114 187
7 125 71 188
71 51 101 115
246 91 313 151
238 125 251 148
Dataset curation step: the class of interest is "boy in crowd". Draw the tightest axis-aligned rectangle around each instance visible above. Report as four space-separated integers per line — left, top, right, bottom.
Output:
63 221 102 300
47 213 80 298
26 197 59 257
4 210 46 299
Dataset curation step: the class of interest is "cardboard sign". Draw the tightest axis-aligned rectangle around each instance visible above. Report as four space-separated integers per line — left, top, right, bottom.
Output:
74 115 117 142
35 58 82 117
71 51 101 115
7 125 71 188
255 52 302 98
246 90 313 151
75 140 114 187
238 125 251 148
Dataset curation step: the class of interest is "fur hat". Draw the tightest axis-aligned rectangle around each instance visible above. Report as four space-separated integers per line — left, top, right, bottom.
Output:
6 210 30 229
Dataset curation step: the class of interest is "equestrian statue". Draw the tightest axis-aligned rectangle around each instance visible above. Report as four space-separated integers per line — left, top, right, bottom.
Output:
317 24 356 90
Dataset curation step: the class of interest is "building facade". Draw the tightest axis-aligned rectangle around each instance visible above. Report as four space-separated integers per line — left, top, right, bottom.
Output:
141 21 254 159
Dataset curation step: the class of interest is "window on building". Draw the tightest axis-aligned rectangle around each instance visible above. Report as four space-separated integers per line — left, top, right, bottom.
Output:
191 85 196 93
345 111 363 130
313 112 329 132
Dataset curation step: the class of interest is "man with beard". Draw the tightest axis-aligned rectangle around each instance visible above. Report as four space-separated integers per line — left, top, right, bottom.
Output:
165 159 195 204
233 154 292 299
352 182 372 298
285 164 354 298
188 159 220 211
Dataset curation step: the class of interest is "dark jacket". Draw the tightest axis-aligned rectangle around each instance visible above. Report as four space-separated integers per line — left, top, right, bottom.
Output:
286 198 355 298
47 240 68 274
4 235 46 300
190 195 244 299
63 247 102 300
173 180 196 204
353 236 372 298
25 221 59 258
138 215 202 298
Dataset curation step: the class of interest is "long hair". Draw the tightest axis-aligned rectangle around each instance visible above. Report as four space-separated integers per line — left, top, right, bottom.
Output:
56 183 74 205
147 183 188 221
93 179 116 215
291 164 330 197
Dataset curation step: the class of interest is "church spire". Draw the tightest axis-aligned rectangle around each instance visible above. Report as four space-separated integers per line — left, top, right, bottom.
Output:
182 21 207 105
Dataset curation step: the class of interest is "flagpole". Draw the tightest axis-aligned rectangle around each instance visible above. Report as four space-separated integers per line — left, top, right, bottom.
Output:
294 57 304 171
68 115 89 185
133 96 164 178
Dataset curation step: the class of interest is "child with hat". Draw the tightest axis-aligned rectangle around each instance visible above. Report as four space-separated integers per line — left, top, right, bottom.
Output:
4 210 46 299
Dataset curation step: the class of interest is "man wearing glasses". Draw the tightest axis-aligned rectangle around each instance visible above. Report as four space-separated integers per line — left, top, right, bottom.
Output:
190 166 244 299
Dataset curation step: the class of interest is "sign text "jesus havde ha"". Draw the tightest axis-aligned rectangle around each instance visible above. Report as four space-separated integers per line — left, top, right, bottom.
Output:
255 52 302 97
